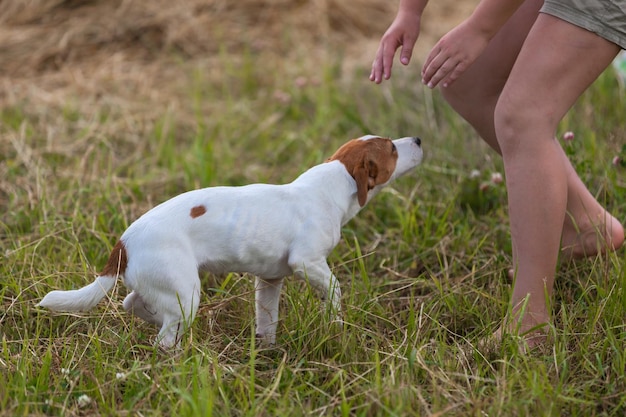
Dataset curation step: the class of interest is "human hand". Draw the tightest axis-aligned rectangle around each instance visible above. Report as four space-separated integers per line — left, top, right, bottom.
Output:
369 12 422 84
421 21 490 88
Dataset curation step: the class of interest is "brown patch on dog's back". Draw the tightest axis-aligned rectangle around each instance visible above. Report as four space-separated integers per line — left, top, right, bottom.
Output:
100 240 128 277
190 205 207 218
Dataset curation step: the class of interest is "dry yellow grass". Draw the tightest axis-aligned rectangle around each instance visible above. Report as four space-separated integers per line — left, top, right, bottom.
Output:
0 0 477 114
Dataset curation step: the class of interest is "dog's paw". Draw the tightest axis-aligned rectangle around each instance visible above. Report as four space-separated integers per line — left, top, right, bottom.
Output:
255 332 276 346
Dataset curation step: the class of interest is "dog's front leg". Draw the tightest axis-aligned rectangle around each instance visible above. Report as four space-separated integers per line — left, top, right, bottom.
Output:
254 277 284 345
290 258 342 323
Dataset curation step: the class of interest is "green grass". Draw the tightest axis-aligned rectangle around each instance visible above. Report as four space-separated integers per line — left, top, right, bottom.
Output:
1 51 625 416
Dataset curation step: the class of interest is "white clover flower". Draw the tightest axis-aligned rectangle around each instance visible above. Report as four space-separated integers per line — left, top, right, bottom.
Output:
469 169 481 179
613 156 621 167
294 76 308 88
490 172 503 184
562 131 575 141
115 372 126 381
272 90 291 104
77 394 91 408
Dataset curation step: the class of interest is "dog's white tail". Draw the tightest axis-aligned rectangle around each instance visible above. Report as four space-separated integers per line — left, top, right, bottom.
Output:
37 275 117 311
38 240 128 312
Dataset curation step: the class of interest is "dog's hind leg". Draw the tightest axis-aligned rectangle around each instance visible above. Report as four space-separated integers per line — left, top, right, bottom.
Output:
254 277 284 345
156 287 201 349
123 291 164 327
146 262 201 349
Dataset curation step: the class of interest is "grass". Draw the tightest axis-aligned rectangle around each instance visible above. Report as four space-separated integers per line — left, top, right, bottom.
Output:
1 48 625 416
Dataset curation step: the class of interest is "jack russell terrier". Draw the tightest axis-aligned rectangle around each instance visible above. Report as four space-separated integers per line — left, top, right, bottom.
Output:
38 135 423 348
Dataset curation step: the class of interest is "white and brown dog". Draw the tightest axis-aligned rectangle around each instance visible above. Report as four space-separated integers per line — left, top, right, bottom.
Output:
38 135 423 348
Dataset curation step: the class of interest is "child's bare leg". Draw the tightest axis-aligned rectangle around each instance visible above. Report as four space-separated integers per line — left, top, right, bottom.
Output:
440 0 624 264
493 15 621 343
441 5 623 348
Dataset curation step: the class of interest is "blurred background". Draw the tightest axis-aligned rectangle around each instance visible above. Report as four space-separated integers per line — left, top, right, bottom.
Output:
0 0 478 115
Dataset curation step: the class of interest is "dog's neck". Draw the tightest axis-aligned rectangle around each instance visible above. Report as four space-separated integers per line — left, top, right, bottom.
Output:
292 160 370 226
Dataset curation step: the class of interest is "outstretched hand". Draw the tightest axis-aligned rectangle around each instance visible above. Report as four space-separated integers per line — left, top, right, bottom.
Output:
421 21 490 88
369 12 422 84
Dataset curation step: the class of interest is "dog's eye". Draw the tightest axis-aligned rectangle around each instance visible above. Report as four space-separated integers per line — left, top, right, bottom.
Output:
391 143 397 153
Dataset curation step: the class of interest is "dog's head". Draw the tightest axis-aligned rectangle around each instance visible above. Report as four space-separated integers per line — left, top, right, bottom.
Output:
327 135 423 206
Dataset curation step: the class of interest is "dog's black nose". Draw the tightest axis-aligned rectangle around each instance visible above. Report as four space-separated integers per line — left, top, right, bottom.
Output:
413 137 421 146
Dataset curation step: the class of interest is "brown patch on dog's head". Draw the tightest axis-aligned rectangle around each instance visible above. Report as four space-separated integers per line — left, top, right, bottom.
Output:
190 205 207 218
327 136 398 206
100 240 128 277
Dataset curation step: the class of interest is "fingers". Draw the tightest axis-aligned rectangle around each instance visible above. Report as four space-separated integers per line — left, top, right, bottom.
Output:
370 22 418 84
399 41 414 66
369 45 394 84
421 47 463 88
370 39 402 84
421 22 490 89
423 60 467 89
370 40 416 84
421 35 480 89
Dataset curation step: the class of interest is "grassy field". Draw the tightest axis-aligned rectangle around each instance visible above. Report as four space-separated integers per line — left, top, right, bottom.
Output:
1 36 626 416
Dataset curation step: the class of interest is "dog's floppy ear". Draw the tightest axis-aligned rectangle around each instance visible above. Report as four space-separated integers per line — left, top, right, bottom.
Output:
354 159 378 207
327 137 396 207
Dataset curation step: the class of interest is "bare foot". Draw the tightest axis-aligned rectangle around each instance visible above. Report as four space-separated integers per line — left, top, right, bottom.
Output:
483 318 549 353
560 212 624 260
498 213 623 352
508 212 624 280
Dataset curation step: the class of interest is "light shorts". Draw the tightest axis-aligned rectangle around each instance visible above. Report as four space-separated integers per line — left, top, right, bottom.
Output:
541 0 626 49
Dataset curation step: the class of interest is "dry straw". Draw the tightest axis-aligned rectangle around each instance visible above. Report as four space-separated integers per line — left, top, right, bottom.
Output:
0 0 400 106
0 0 474 110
